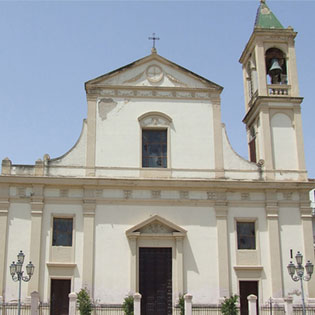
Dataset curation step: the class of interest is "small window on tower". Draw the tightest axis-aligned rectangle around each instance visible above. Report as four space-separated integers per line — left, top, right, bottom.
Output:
249 126 257 163
142 130 167 168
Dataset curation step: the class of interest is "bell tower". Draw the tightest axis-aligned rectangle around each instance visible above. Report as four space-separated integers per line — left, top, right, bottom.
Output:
239 0 307 180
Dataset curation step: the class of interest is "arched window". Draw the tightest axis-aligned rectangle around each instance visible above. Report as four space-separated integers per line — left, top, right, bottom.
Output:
138 112 172 168
265 48 287 85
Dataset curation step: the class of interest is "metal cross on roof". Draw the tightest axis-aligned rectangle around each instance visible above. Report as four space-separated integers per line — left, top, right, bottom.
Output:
148 33 160 49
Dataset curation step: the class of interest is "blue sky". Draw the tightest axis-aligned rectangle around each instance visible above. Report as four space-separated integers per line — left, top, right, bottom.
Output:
0 0 314 178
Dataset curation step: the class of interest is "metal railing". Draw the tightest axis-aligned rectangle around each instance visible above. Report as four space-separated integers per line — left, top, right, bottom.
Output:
293 306 315 315
0 303 31 315
2 302 315 315
260 305 285 315
90 305 124 315
38 303 50 315
192 306 223 315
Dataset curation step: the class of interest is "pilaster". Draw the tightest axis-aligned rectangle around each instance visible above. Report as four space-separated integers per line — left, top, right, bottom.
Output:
28 185 44 296
299 191 315 298
259 108 274 179
175 236 184 296
265 190 283 298
0 184 9 298
215 191 230 298
86 98 97 176
287 38 299 96
212 97 225 178
82 191 96 297
255 41 268 96
129 236 137 293
293 107 307 179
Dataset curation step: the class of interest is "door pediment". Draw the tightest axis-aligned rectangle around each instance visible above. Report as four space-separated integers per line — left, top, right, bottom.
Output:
126 215 186 239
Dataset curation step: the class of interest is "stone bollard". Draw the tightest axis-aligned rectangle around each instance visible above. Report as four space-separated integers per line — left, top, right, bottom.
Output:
248 294 257 315
31 291 39 315
133 293 141 315
184 294 193 315
68 292 77 315
284 296 293 315
0 296 3 315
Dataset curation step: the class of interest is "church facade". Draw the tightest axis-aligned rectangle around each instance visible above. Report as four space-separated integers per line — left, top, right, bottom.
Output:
0 2 314 314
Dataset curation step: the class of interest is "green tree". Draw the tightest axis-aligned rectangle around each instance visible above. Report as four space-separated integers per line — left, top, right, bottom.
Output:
122 295 134 315
77 289 92 315
221 295 239 315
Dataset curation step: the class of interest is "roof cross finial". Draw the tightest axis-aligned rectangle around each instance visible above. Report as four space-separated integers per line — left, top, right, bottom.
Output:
148 32 160 54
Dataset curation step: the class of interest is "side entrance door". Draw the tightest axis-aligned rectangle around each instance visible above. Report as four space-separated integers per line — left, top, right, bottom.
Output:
139 247 172 315
51 279 71 315
239 281 259 315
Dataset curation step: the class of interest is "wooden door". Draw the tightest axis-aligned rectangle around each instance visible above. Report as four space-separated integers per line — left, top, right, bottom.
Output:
51 279 71 315
239 281 259 315
139 248 172 315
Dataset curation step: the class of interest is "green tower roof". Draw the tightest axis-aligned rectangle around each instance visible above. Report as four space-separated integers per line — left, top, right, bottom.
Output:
255 0 284 29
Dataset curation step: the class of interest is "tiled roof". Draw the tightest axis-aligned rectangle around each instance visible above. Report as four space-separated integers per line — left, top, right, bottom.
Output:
254 0 284 29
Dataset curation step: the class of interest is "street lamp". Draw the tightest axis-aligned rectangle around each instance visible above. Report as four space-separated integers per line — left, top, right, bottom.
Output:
10 250 35 315
287 251 314 315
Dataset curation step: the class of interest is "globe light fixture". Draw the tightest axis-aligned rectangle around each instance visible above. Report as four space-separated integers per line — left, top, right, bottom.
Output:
10 250 34 315
287 251 313 315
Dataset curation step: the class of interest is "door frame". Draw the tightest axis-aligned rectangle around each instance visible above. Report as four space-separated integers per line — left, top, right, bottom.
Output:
139 247 173 315
50 278 72 315
126 215 187 305
137 240 176 301
239 280 259 315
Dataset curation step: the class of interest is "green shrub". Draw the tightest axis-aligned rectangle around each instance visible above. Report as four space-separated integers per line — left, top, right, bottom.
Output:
122 295 134 315
221 295 238 315
178 295 185 315
77 289 92 315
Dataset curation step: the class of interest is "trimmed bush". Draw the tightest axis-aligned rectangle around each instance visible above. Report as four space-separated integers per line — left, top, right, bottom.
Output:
123 295 134 315
221 295 239 315
77 289 92 315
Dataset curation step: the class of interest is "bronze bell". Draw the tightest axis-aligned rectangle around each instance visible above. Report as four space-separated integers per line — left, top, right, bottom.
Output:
268 58 282 76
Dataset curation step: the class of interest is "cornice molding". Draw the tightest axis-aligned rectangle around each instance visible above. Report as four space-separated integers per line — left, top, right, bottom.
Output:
46 262 76 268
86 85 219 101
243 96 303 125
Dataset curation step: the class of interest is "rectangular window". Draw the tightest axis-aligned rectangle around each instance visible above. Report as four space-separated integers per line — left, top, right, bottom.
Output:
52 218 73 246
249 138 256 163
237 222 256 250
142 130 167 168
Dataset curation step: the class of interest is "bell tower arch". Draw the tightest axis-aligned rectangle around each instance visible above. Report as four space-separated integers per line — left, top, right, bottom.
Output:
239 0 306 180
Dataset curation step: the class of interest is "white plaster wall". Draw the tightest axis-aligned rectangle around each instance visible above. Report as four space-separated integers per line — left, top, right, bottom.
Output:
222 126 259 180
48 120 87 168
5 203 32 302
271 113 298 170
279 207 304 302
40 204 84 302
228 207 268 302
94 204 219 304
182 206 219 303
95 98 215 171
47 166 86 177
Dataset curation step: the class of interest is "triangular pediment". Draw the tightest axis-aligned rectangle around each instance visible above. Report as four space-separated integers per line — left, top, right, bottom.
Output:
85 53 222 91
126 215 187 238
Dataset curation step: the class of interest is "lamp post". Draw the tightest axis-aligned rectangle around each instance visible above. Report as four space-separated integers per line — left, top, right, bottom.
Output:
287 251 314 315
10 250 35 315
